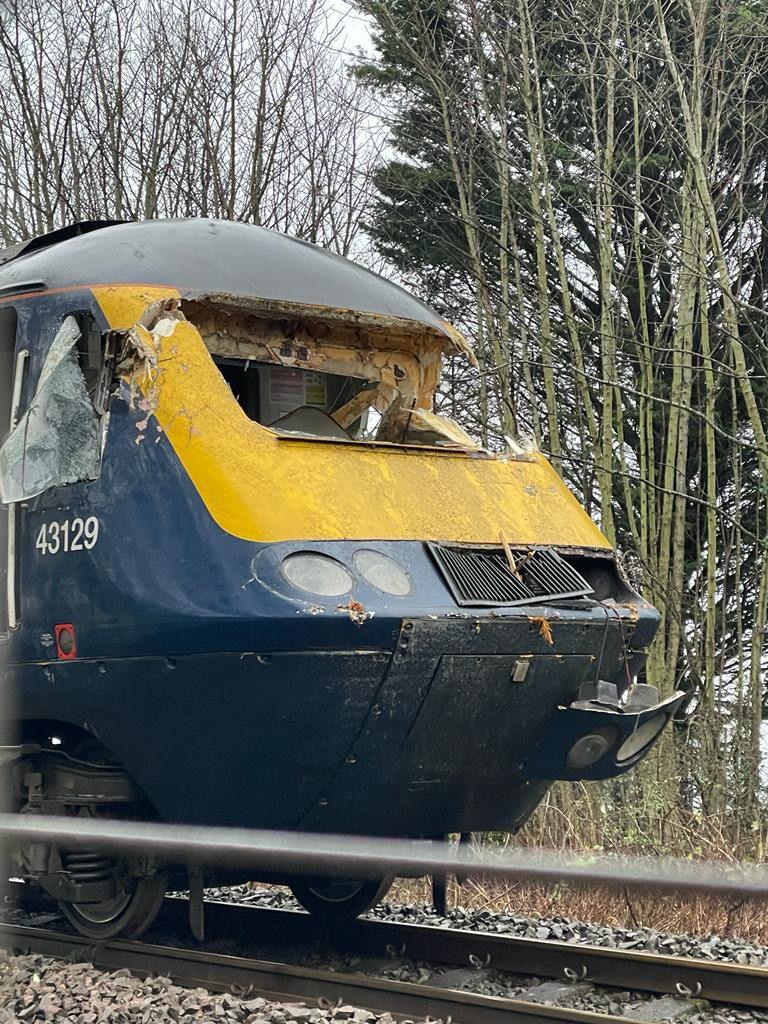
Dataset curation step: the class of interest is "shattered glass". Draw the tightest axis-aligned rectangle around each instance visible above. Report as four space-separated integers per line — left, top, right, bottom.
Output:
0 317 102 503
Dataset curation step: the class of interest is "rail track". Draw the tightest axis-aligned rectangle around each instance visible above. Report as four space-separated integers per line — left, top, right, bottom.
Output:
2 892 767 1023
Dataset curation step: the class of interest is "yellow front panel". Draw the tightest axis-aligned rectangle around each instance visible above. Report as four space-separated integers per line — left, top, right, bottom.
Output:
94 285 611 548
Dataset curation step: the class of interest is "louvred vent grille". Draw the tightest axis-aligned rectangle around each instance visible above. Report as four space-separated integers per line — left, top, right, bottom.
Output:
427 543 594 608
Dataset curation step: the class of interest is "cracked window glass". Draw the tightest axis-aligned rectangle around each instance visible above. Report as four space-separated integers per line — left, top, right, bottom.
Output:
0 316 102 503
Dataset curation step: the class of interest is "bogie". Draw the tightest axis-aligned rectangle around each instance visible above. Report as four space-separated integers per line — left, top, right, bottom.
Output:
3 736 168 939
290 878 393 922
58 874 168 940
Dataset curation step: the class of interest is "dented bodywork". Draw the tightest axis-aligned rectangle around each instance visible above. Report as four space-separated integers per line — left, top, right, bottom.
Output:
86 283 610 548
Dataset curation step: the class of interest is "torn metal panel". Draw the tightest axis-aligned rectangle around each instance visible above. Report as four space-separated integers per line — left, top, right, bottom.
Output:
187 301 430 406
116 295 183 417
101 290 480 454
183 297 480 450
331 382 397 429
376 407 480 449
188 292 476 363
0 317 101 502
92 284 613 549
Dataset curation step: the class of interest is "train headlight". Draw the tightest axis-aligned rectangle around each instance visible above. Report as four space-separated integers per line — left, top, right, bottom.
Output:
281 552 352 597
353 549 411 596
566 726 618 769
616 714 667 763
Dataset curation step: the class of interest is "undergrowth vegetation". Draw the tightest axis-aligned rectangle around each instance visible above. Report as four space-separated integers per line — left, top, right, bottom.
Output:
391 874 768 944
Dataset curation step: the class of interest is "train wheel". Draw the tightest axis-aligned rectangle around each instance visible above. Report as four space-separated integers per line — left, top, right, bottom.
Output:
59 873 167 939
290 876 391 921
54 739 167 940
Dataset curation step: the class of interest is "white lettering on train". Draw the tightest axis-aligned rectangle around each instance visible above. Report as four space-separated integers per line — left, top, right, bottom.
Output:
35 516 100 555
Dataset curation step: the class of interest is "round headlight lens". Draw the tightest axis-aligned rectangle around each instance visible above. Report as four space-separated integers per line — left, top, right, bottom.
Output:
616 714 667 763
566 726 618 769
353 549 411 596
281 553 352 597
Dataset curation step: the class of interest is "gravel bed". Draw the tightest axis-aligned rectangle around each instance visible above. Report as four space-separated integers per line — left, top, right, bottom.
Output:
4 888 768 1022
2 946 767 1024
207 884 768 968
0 949 394 1024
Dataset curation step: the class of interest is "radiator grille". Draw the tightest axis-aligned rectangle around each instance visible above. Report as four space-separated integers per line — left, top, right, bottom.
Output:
427 543 593 607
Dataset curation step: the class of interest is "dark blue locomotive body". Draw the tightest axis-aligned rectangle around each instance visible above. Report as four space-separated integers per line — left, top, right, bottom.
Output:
0 221 682 936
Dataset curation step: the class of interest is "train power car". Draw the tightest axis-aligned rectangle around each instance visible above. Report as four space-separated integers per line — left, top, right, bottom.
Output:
0 220 683 938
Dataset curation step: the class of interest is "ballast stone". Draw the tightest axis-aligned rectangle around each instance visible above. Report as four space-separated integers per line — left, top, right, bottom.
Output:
517 980 593 1005
431 966 485 989
624 995 709 1021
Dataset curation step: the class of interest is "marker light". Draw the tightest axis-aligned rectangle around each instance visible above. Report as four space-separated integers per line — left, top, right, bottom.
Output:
55 623 77 660
353 549 411 596
281 553 352 597
616 714 667 763
566 726 618 769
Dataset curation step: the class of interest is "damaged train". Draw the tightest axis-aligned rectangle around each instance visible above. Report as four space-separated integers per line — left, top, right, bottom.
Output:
0 219 683 938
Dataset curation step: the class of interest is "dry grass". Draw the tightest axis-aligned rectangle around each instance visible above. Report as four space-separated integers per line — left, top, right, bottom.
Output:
389 874 768 945
253 773 768 945
382 776 766 943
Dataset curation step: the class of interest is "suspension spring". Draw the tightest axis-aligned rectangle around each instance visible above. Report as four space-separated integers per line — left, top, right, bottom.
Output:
63 849 114 884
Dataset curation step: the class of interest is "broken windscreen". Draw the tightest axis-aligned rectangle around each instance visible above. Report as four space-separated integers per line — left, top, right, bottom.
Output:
184 298 481 450
0 316 103 503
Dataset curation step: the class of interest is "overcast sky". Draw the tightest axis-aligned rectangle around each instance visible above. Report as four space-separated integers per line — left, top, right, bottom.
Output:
333 2 375 55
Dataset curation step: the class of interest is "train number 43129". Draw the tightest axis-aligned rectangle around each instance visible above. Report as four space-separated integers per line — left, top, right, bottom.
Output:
35 516 100 555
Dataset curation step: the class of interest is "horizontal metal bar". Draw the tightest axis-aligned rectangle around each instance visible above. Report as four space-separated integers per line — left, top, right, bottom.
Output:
3 813 768 898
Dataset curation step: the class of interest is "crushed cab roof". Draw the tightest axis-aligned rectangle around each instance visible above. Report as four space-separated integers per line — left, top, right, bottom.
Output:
0 219 457 342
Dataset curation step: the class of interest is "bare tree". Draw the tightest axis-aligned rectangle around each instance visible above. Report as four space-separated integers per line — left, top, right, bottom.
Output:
0 0 382 256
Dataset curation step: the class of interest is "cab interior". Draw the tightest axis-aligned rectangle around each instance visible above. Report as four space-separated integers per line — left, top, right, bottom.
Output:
183 297 481 451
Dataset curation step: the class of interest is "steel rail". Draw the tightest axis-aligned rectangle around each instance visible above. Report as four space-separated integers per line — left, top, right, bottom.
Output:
3 814 768 899
5 886 766 1010
0 921 659 1024
168 897 768 1010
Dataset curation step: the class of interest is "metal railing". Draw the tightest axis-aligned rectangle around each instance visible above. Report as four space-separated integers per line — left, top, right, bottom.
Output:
1 813 766 898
